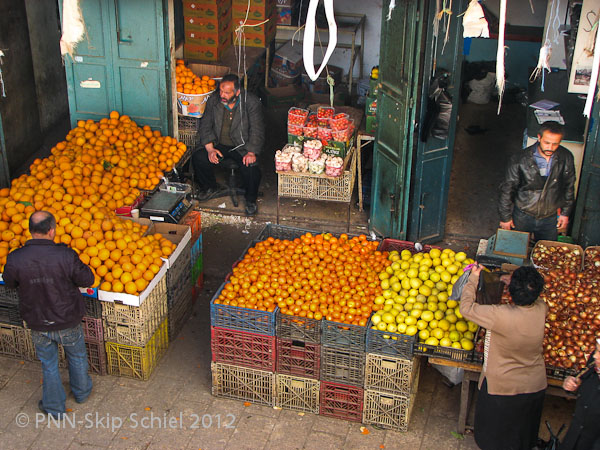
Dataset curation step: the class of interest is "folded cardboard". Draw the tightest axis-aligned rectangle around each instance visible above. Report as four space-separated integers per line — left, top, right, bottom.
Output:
272 40 303 76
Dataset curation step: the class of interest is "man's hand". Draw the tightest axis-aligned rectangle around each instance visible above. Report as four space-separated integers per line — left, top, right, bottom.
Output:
470 263 484 277
499 220 514 230
243 152 256 167
562 376 581 392
207 148 223 164
557 215 569 230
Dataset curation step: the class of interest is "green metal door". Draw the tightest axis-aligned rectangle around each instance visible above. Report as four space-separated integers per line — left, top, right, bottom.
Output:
408 1 465 243
62 0 170 133
572 102 600 246
370 0 423 238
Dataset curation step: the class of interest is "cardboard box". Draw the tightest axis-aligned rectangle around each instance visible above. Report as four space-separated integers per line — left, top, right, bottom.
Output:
233 24 276 47
183 0 231 18
366 96 377 116
184 0 230 5
185 28 231 47
152 223 193 269
232 1 275 19
184 42 230 61
260 84 305 107
232 0 270 4
365 115 377 135
186 63 230 79
276 6 292 24
184 16 229 33
272 40 303 76
98 263 167 307
277 0 292 6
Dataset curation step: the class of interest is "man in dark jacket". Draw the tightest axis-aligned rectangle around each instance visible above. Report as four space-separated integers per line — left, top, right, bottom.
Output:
498 122 575 241
3 211 95 418
192 73 264 216
559 339 600 450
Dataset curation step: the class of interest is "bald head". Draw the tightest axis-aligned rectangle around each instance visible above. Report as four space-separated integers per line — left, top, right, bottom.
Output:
29 211 56 238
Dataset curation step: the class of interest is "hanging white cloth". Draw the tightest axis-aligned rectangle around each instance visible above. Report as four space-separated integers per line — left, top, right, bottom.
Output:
496 0 507 114
0 50 5 97
60 0 86 59
462 0 489 38
583 18 600 117
303 0 337 81
530 0 561 87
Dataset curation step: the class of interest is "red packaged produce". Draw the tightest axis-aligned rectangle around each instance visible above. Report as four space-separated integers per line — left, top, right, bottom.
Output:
303 124 318 138
325 155 344 177
288 107 309 127
318 126 333 141
288 123 304 136
317 106 334 127
330 113 349 131
275 150 293 171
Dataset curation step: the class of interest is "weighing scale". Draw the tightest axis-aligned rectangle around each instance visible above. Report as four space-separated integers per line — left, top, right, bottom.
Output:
140 190 192 223
483 229 531 266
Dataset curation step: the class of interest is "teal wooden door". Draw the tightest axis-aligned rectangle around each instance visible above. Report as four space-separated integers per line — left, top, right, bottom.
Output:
62 0 170 133
408 1 465 243
572 101 600 246
370 0 423 238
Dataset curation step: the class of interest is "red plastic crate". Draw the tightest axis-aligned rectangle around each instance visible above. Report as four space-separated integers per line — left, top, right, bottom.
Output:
276 339 320 380
211 327 276 371
82 317 103 344
319 381 364 422
86 341 107 375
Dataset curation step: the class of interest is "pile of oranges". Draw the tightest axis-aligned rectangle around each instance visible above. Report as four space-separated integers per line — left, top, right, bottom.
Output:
175 59 217 95
213 233 391 326
0 111 185 295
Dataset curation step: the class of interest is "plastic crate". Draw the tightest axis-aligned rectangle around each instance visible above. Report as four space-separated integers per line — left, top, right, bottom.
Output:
321 319 366 351
105 318 169 380
276 338 320 379
167 241 192 307
191 234 202 264
366 319 415 358
211 362 275 407
178 114 200 131
0 323 32 359
277 148 356 203
275 374 320 414
319 381 364 422
211 327 276 371
192 256 203 285
320 346 365 387
546 365 577 381
86 341 107 375
181 211 202 242
378 239 442 254
84 296 103 319
364 354 419 396
102 275 167 346
81 317 103 344
0 285 19 305
0 301 22 326
178 129 199 149
276 313 320 344
168 289 193 341
413 341 473 362
363 389 416 432
210 282 278 336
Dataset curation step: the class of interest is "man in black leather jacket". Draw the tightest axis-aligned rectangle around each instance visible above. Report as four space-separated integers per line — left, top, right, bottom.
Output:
3 211 94 418
498 122 575 241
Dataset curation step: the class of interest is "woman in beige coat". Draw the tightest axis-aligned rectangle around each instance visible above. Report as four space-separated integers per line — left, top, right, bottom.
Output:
459 265 547 450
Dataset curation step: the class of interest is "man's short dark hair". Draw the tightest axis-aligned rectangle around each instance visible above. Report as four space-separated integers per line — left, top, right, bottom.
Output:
508 266 544 306
538 122 565 137
220 74 240 91
29 211 56 236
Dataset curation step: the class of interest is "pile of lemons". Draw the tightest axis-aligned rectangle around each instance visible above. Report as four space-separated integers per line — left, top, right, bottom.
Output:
373 248 478 350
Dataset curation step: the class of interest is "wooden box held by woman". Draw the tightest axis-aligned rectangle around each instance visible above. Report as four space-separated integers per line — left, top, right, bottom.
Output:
459 265 547 450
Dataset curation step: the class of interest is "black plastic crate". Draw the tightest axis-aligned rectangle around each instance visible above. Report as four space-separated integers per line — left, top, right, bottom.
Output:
320 346 365 387
276 338 320 379
0 285 19 305
366 318 415 358
321 319 366 351
84 296 103 319
210 282 277 336
86 341 107 375
0 302 22 326
276 313 320 344
413 341 473 362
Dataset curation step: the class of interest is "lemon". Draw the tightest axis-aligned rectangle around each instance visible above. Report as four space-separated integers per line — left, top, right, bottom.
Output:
401 278 411 290
416 294 427 303
437 302 448 312
451 275 459 285
437 291 448 302
410 309 422 319
371 315 382 325
431 328 445 340
418 271 430 281
406 268 418 279
455 251 467 262
405 325 418 336
408 288 419 297
382 312 395 324
395 314 405 324
421 310 434 322
391 281 402 292
438 319 450 331
413 254 423 263
435 265 445 274
441 257 452 268
455 308 463 319
429 272 441 283
391 261 401 271
429 248 441 259
416 319 428 330
383 289 394 299
374 295 385 305
386 265 395 275
409 278 423 289
463 331 474 341
434 310 445 320
377 322 388 331
424 279 435 288
429 319 438 329
432 257 442 267
418 329 430 340
460 338 474 351
468 321 478 332
386 323 397 333
404 302 414 312
383 304 393 312
412 302 424 311
400 261 410 270
446 299 458 309
399 311 409 318
395 296 407 305
418 285 431 296
440 337 453 347
406 296 416 304
456 320 468 332
404 316 417 326
425 337 440 346
397 323 407 333
442 248 455 257
401 249 412 259
451 342 462 349
440 271 452 283
449 330 461 342
436 281 448 291
446 264 459 275
379 272 390 280
389 308 400 317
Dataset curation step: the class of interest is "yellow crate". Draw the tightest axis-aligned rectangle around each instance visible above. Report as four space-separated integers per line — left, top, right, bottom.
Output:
102 275 167 346
105 318 168 381
277 147 356 202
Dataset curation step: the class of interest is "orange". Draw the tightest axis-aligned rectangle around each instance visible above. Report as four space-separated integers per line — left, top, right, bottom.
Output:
98 248 110 261
124 281 137 295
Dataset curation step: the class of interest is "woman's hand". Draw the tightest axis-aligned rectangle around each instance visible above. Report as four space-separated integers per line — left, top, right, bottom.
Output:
562 376 581 392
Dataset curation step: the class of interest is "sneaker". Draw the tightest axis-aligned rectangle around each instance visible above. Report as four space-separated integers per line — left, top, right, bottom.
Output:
245 202 257 216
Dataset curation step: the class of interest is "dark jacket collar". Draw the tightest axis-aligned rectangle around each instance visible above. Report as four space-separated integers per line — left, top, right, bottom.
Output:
25 238 56 246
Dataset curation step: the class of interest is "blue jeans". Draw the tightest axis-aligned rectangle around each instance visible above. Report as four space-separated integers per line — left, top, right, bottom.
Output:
512 208 558 242
31 324 92 417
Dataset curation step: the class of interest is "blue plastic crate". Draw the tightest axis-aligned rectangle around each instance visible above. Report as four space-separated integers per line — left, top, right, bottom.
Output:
321 319 366 351
210 282 278 336
366 318 415 359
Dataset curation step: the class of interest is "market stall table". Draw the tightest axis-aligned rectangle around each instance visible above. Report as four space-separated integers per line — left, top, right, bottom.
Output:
428 357 576 434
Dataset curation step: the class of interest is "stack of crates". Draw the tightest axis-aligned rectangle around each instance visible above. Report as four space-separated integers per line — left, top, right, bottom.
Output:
103 274 169 380
231 0 277 48
183 0 232 61
0 285 30 360
319 320 367 422
181 211 203 301
363 319 419 431
210 282 278 407
166 238 193 341
82 292 107 375
275 315 321 414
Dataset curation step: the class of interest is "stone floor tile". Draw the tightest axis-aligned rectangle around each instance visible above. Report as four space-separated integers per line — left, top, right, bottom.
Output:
383 429 424 450
420 415 461 450
343 422 386 449
308 414 351 437
263 409 315 450
302 431 345 450
225 414 275 450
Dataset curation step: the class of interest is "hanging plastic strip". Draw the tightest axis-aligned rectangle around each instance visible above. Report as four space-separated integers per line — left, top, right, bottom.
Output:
303 0 337 81
496 0 507 114
0 50 5 97
462 0 489 38
583 19 600 117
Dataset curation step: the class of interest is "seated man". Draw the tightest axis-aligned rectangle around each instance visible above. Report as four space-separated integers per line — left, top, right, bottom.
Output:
192 74 264 216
